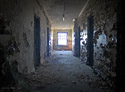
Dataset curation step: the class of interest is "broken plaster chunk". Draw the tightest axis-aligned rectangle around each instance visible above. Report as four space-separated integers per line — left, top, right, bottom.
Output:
72 81 76 85
106 58 111 64
23 32 30 48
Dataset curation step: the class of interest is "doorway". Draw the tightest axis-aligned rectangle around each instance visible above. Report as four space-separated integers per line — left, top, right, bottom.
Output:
87 14 94 66
34 15 40 68
74 26 80 57
47 27 50 57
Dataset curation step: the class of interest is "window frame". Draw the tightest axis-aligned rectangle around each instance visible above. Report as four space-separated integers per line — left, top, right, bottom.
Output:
57 32 68 46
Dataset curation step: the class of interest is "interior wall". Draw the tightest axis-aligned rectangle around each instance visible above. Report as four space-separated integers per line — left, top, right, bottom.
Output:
53 29 72 51
51 29 54 51
72 27 75 52
0 0 51 74
78 0 117 88
73 19 80 57
34 0 51 64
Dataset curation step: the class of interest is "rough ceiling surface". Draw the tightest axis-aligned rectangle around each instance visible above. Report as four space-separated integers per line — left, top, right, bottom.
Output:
39 0 87 29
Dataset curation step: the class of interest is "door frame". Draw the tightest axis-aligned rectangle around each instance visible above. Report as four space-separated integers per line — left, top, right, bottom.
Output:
87 14 94 66
47 27 50 57
34 14 40 68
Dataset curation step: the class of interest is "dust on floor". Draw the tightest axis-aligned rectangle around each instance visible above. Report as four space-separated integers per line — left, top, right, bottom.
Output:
14 51 111 92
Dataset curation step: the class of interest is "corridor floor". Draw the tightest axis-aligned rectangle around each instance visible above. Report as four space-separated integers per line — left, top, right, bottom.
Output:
16 51 110 92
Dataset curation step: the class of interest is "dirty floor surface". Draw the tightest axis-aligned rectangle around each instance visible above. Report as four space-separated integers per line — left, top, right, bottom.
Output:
15 51 110 92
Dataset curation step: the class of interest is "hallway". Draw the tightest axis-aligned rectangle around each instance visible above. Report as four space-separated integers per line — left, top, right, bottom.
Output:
15 51 110 92
0 0 119 91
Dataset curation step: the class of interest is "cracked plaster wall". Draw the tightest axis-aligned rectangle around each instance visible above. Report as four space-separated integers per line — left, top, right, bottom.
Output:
0 0 51 75
78 0 117 88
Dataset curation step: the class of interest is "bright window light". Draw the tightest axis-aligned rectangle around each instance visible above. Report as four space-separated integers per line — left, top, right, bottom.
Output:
57 32 68 45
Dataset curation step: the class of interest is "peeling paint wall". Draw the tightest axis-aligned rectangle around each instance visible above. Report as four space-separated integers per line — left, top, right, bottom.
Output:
80 29 87 62
0 0 51 75
73 19 80 57
78 0 117 88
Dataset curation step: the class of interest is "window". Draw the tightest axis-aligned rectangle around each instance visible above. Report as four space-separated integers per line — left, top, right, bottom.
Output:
57 32 68 45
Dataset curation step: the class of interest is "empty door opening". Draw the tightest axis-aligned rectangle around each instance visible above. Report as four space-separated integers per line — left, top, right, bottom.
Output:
34 15 40 68
87 14 94 66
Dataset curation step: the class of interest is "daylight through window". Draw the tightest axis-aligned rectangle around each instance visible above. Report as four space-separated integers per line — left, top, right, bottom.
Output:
57 32 68 45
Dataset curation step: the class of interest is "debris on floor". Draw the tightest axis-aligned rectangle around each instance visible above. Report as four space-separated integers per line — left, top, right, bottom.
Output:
12 51 114 92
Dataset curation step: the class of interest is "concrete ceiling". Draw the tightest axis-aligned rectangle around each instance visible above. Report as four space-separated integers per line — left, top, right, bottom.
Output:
40 0 87 29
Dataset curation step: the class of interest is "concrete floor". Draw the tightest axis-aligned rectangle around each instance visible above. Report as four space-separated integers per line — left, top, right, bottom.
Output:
15 51 110 92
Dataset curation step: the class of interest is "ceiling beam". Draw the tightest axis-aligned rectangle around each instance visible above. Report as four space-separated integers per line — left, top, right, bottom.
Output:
78 0 89 17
